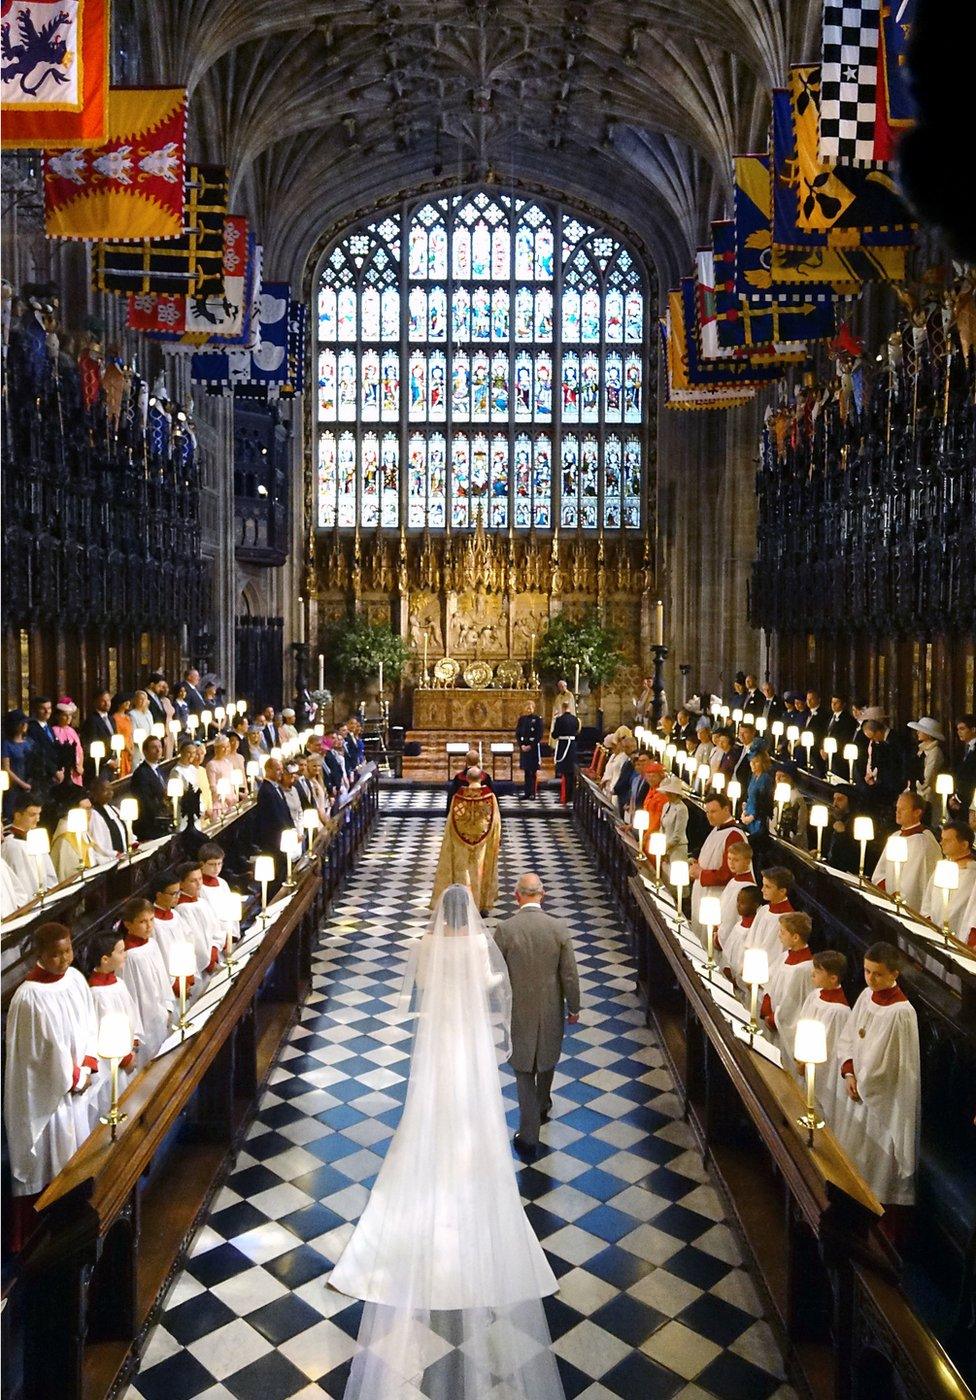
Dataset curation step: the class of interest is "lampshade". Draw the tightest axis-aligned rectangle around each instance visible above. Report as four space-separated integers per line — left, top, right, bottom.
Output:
632 809 650 835
187 714 199 732
801 730 814 748
214 706 226 721
935 773 955 797
786 725 800 744
933 858 960 893
166 776 184 799
711 771 726 792
793 1017 827 1065
245 760 261 780
150 722 165 739
201 710 213 728
755 717 768 734
699 895 722 929
109 733 126 754
89 740 106 761
302 808 320 834
732 708 743 724
648 831 667 857
823 737 838 756
237 699 248 714
216 777 234 800
25 828 50 855
843 742 859 762
65 807 88 834
96 1010 132 1061
280 828 301 856
742 711 755 726
168 941 196 980
727 780 741 803
885 834 909 866
270 746 283 762
119 796 139 825
696 764 710 786
634 725 645 745
670 859 689 888
664 742 676 760
771 721 785 738
168 719 181 736
254 855 275 885
774 782 792 807
233 770 247 791
222 891 244 924
742 947 769 986
313 723 324 736
809 803 829 830
853 816 874 843
0 770 8 793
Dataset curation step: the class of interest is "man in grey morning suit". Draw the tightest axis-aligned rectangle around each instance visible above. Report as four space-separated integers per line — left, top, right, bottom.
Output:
493 871 581 1160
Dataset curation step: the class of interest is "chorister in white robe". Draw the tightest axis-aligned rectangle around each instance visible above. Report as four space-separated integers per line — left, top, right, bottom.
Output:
761 948 815 1067
3 967 99 1195
835 987 921 1205
718 869 758 948
50 821 96 883
920 859 976 937
2 833 57 894
200 874 241 947
176 895 222 977
870 825 940 913
691 820 744 931
721 914 757 986
152 908 197 992
1 858 29 918
121 936 174 1062
88 974 142 1115
959 881 976 949
796 988 852 1132
743 899 796 963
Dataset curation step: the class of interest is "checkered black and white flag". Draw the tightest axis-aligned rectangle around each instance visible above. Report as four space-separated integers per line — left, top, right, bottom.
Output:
819 0 881 163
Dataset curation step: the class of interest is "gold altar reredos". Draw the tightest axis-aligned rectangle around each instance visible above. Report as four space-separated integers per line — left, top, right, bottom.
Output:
414 689 543 732
307 513 658 728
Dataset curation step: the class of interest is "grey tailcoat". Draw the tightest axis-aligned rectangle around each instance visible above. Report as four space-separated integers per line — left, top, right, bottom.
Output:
493 906 581 1073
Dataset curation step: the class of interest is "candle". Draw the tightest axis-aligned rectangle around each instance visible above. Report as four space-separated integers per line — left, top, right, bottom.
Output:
823 736 837 774
166 775 184 826
648 830 666 884
935 772 954 822
786 724 800 756
119 796 139 854
168 942 196 1038
318 653 325 690
809 804 829 861
800 730 814 766
378 661 384 695
633 808 650 859
774 781 792 828
932 859 960 938
843 742 858 783
530 632 535 665
574 662 580 695
670 859 689 924
742 947 769 1037
653 599 664 647
885 834 909 903
254 854 275 922
793 1018 827 1144
423 632 429 671
280 828 300 886
853 815 874 882
25 827 50 900
478 740 483 764
700 895 721 975
727 779 741 817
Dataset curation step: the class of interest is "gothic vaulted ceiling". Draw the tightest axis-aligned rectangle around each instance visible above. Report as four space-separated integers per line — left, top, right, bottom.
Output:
137 0 820 289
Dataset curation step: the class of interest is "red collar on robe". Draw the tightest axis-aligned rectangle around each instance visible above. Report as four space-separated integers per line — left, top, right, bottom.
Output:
900 825 924 836
784 947 813 965
178 893 197 905
89 972 117 986
767 899 793 913
26 965 65 983
718 821 738 830
733 872 755 883
740 915 755 927
871 985 907 1005
154 906 174 919
124 935 148 950
202 875 221 887
11 829 29 840
819 987 849 1005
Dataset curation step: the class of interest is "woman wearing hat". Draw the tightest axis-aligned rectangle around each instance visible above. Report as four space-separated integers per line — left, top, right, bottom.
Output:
51 700 84 786
907 716 946 804
657 776 689 867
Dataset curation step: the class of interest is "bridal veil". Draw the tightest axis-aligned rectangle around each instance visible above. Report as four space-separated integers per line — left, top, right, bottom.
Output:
331 884 565 1399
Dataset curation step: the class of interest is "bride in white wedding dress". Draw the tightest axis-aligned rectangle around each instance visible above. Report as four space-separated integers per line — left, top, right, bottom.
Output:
329 884 565 1400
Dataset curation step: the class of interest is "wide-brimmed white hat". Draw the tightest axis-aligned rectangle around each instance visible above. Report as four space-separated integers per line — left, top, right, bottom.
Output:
658 777 686 795
907 716 944 741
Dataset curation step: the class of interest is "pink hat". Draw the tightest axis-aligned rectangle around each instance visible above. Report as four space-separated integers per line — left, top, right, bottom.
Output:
56 696 76 710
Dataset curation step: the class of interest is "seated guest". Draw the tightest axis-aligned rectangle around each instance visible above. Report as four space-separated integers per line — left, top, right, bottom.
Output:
129 689 154 764
836 943 920 1206
721 883 762 987
747 866 798 961
732 727 756 788
2 710 34 820
656 713 676 744
796 950 851 1129
770 761 809 849
51 701 84 785
50 791 96 881
906 715 946 804
108 694 134 778
86 932 141 1105
291 757 318 814
821 693 856 772
324 735 350 794
206 735 239 811
80 690 117 782
253 757 294 870
175 861 221 976
1 858 29 918
870 789 939 912
712 728 740 780
823 791 859 873
26 696 65 794
729 672 747 708
129 736 172 840
948 713 976 821
920 820 976 936
717 839 757 946
145 673 168 728
635 758 666 832
656 776 689 867
3 923 98 1213
788 692 809 725
447 748 494 813
118 897 174 1062
2 791 57 892
693 721 715 769
761 911 815 1063
742 749 774 838
349 717 367 765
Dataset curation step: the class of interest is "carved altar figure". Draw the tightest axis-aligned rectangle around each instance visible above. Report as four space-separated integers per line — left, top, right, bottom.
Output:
431 771 501 913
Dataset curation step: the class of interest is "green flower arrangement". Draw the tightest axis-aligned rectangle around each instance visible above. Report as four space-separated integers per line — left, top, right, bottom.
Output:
536 610 624 689
324 618 410 687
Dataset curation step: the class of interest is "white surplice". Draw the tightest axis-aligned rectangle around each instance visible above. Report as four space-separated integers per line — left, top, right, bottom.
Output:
2 833 57 894
1 858 28 918
796 988 851 1132
717 869 758 947
89 975 142 1115
691 821 744 930
920 859 976 937
3 967 99 1195
120 937 175 1061
870 826 939 914
762 949 815 1067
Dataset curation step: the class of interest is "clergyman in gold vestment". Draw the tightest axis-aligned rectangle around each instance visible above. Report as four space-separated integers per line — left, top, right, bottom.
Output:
431 769 501 914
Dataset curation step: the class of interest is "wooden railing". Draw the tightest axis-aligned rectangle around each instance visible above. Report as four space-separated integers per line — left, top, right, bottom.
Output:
574 773 974 1399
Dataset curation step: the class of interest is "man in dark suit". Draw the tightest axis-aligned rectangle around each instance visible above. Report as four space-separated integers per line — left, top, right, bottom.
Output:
182 668 206 717
260 707 280 752
802 689 830 775
293 759 318 813
825 693 857 745
145 674 168 726
515 702 544 799
339 723 360 776
855 710 904 806
253 757 293 873
25 696 64 794
80 689 117 782
822 791 859 873
129 736 173 840
743 674 762 714
950 714 976 820
758 682 787 725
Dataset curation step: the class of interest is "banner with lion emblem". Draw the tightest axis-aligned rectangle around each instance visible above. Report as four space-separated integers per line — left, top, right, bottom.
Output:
2 0 108 148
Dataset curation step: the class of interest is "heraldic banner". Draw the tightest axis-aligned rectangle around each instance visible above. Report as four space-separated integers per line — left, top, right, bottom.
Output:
43 86 187 238
1 0 109 148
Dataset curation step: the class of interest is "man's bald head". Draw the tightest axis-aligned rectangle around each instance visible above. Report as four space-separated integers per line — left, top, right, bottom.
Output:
515 872 545 903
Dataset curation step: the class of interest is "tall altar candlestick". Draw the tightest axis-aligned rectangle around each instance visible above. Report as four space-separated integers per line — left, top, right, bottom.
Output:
574 662 580 695
317 653 324 690
378 661 384 695
530 632 535 666
423 632 429 670
654 599 664 647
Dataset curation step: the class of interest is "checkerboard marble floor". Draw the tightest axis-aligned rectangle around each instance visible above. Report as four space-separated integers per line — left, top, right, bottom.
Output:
380 782 566 815
127 808 798 1400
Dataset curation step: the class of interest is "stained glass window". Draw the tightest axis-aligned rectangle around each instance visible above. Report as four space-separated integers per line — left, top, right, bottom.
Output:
316 192 648 531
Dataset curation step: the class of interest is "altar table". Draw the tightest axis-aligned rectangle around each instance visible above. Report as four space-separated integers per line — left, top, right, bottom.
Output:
413 688 543 732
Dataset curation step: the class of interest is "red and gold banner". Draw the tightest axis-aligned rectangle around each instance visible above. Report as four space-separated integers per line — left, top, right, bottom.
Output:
43 86 186 238
1 0 109 149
